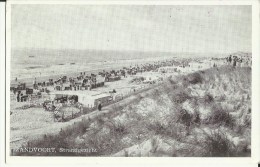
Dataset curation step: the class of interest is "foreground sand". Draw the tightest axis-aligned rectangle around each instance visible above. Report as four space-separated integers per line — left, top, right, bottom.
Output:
10 71 166 150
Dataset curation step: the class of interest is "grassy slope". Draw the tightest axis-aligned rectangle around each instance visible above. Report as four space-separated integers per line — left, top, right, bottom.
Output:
15 66 251 157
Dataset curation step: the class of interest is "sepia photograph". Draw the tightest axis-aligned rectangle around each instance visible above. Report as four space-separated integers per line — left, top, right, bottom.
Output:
6 2 255 159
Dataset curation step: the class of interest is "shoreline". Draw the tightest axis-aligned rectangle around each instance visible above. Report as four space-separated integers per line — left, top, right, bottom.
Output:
10 57 179 87
11 65 126 87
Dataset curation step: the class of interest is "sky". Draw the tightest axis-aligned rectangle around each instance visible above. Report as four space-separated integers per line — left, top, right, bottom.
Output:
11 5 252 53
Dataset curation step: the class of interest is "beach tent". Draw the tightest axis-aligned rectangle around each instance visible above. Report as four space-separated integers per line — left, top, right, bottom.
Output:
55 85 62 91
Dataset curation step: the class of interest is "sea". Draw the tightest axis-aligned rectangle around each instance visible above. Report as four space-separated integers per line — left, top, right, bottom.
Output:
10 48 219 81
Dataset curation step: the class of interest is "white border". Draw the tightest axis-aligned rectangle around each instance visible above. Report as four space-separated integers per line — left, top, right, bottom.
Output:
4 0 258 5
0 2 6 167
5 0 260 166
251 0 260 164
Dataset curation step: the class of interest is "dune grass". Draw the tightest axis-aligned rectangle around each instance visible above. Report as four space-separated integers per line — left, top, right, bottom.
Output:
14 66 251 157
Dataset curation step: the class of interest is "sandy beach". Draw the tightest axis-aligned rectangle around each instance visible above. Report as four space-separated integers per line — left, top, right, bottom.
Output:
11 53 177 87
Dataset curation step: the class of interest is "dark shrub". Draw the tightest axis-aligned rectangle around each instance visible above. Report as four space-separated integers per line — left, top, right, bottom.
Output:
176 109 192 127
168 78 177 85
204 94 214 104
110 122 128 136
146 120 185 141
187 72 203 84
172 91 191 104
192 110 201 124
201 130 236 157
151 89 161 98
147 121 166 135
130 77 145 83
207 108 234 128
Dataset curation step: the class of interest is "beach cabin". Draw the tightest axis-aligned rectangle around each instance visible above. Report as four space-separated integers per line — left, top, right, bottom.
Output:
108 76 121 82
16 83 26 90
10 83 27 94
25 88 34 94
96 75 105 87
158 66 177 73
142 73 161 84
63 83 72 90
55 85 62 91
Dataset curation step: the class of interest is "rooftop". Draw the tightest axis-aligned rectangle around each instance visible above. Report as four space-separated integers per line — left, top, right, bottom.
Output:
50 90 111 99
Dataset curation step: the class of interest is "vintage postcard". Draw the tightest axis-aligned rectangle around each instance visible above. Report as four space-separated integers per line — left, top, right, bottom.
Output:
4 0 260 165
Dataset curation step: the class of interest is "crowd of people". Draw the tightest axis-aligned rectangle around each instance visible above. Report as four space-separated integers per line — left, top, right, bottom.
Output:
225 54 251 67
11 57 216 104
31 59 180 90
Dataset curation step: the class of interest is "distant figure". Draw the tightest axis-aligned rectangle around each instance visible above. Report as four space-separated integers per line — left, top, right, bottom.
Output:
98 101 102 111
17 93 20 102
228 55 232 64
28 94 31 103
233 58 237 67
15 77 17 82
237 58 241 67
20 93 23 102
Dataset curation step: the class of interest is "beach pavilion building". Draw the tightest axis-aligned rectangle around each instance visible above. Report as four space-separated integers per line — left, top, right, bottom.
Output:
49 90 112 108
